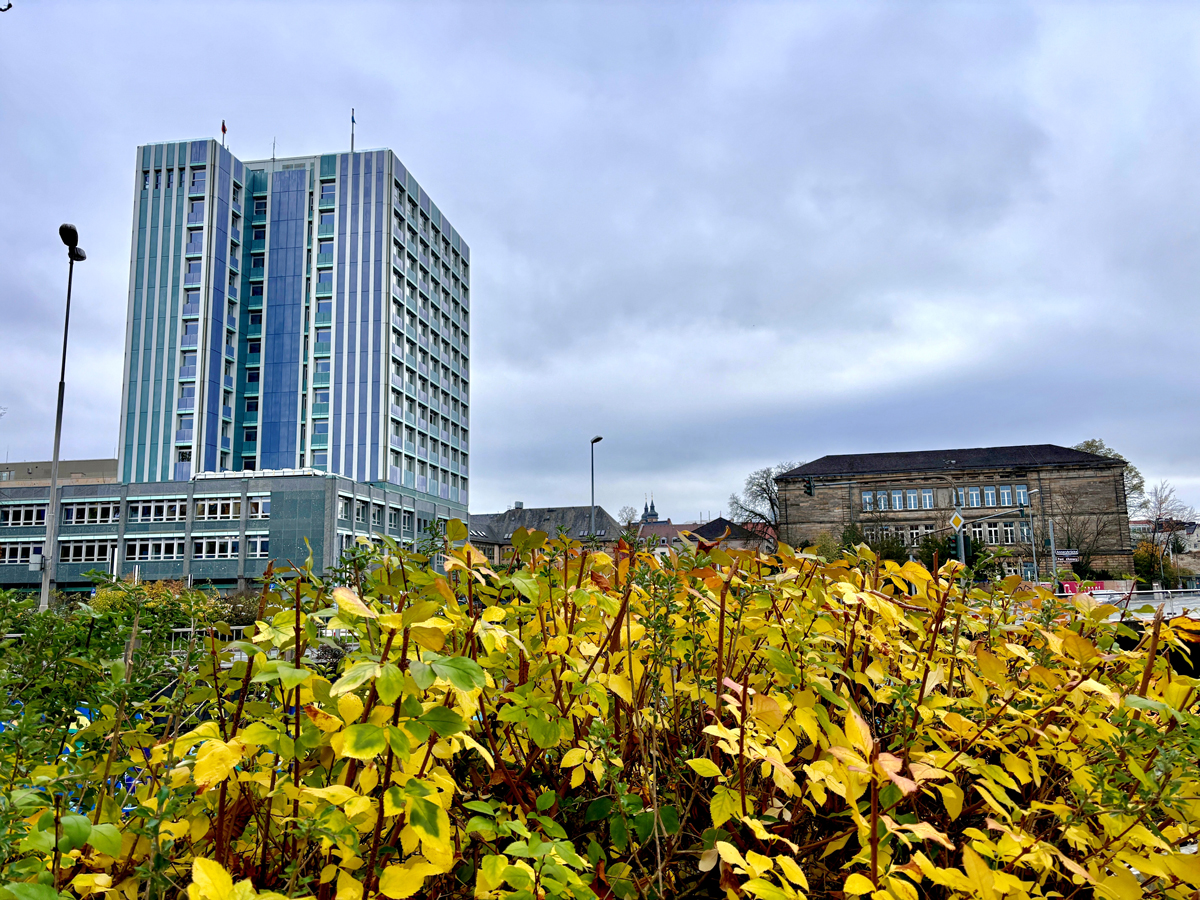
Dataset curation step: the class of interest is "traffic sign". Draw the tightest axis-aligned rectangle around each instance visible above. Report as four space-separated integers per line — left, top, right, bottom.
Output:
949 510 964 532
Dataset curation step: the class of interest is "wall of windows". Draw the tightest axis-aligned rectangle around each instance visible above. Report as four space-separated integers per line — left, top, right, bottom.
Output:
59 540 117 564
859 483 1030 511
193 537 239 559
195 499 241 520
61 502 121 524
125 539 187 561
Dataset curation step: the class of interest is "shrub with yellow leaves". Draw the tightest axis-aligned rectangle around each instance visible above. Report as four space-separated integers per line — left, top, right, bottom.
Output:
0 522 1198 900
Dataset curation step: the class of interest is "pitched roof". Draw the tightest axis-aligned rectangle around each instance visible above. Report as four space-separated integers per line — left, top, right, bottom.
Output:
778 444 1123 480
467 506 622 541
688 516 759 542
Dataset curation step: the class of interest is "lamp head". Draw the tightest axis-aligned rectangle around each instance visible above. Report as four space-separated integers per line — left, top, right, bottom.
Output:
59 223 79 249
591 435 603 444
69 247 86 262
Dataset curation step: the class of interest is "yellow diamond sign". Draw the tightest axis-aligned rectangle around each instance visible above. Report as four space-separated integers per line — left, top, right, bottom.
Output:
949 511 964 532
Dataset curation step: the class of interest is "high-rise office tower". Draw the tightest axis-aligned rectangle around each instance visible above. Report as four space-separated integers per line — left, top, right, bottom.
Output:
118 138 471 515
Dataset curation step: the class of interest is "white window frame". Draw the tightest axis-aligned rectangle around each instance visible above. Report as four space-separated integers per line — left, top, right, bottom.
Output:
921 489 934 509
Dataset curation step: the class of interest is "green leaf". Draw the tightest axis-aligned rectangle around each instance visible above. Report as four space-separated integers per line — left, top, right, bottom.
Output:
376 663 404 705
5 884 63 900
331 661 381 697
342 723 387 760
509 571 540 601
447 519 468 542
240 721 278 746
430 656 486 692
584 798 612 823
463 800 496 816
632 811 655 843
659 806 680 835
409 661 436 691
610 814 628 852
419 707 466 737
403 601 442 628
536 790 556 812
88 822 122 856
58 813 92 852
527 715 560 749
277 663 311 691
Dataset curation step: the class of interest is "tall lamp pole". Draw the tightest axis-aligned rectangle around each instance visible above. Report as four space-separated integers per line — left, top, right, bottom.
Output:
40 224 86 612
590 435 603 537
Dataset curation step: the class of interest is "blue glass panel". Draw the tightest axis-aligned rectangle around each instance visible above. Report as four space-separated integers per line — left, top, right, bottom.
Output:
260 167 306 469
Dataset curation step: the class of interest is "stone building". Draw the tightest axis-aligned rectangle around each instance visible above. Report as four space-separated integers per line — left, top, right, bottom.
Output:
776 445 1133 579
468 504 623 564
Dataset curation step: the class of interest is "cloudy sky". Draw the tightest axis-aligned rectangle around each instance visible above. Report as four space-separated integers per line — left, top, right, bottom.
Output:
1 1 1199 520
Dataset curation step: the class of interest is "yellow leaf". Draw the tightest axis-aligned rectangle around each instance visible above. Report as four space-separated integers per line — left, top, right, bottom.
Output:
608 673 633 704
338 694 365 725
843 872 876 894
303 785 359 805
844 708 873 757
571 764 585 788
192 858 233 900
378 859 441 899
304 705 344 733
751 694 785 731
686 758 724 778
716 841 749 871
430 576 456 605
776 856 808 889
1062 632 1098 663
333 585 378 619
561 748 587 768
1167 852 1200 887
336 869 364 900
962 846 994 893
938 783 964 820
975 650 1008 686
410 625 446 651
710 787 741 828
1098 864 1143 900
194 740 242 791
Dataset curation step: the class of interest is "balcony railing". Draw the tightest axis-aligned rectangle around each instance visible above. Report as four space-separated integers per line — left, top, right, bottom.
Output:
227 284 238 299
317 252 334 266
181 334 198 348
319 195 336 210
314 372 330 387
182 302 200 317
313 342 331 356
174 429 193 443
315 281 333 297
222 405 232 420
310 433 329 449
230 227 240 243
223 374 233 389
243 410 257 423
312 402 329 416
185 241 203 255
250 266 264 279
184 271 202 285
315 310 332 326
317 223 335 237
177 396 195 411
221 436 231 451
179 365 197 379
173 462 192 482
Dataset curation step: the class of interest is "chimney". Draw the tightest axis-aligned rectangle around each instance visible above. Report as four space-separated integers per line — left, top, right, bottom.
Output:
514 501 523 509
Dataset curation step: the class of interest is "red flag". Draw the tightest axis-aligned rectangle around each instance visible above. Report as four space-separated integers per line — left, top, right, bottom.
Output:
221 120 227 135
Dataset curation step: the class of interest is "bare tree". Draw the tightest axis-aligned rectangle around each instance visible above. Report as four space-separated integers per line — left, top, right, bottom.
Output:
1050 485 1120 577
617 505 639 530
729 461 797 538
1073 439 1145 514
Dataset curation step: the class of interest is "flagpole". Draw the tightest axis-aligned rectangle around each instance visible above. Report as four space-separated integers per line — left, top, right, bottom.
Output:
351 108 355 154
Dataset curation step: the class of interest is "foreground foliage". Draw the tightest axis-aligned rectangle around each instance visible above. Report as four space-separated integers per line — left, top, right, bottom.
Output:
1 525 1199 900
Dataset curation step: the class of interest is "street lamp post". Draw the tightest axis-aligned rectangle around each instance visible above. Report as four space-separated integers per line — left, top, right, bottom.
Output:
40 225 86 612
590 436 603 537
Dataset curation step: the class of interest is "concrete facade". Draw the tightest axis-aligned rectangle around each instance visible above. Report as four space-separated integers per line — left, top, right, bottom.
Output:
777 445 1133 578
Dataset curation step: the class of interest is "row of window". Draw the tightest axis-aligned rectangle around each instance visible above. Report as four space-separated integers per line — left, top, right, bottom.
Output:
862 520 1033 547
337 498 416 532
142 167 206 192
0 537 269 564
861 484 1031 512
0 498 270 528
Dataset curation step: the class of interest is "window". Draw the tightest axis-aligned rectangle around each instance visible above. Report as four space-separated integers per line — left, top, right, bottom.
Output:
0 542 43 564
154 170 161 190
249 313 262 327
312 452 328 468
320 182 336 200
187 260 201 276
999 486 1012 507
317 270 333 284
372 505 383 527
247 536 270 558
193 538 239 559
314 390 329 405
125 540 186 561
1019 520 1031 542
338 497 352 520
59 540 116 564
315 359 330 374
194 499 241 520
877 490 888 511
126 501 186 522
984 486 996 507
921 489 934 509
190 169 206 190
312 421 329 435
318 239 333 254
403 510 414 532
177 449 192 463
388 508 400 529
319 212 334 228
243 428 258 443
909 526 921 546
1003 522 1015 544
250 284 263 297
956 488 966 507
968 487 981 508
0 505 47 526
142 171 150 190
246 369 260 383
247 497 269 523
907 489 919 510
61 502 121 525
167 170 174 189
970 522 984 544
252 227 266 241
254 199 267 216
1015 484 1029 506
987 522 999 544
247 341 261 355
245 398 259 413
355 501 368 524
923 524 934 537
